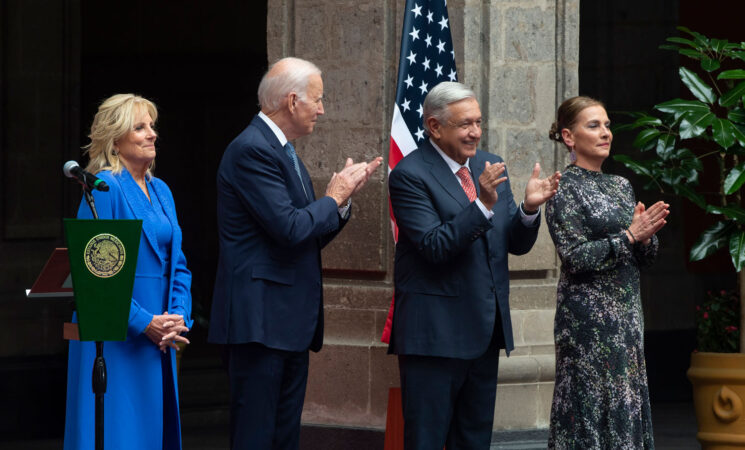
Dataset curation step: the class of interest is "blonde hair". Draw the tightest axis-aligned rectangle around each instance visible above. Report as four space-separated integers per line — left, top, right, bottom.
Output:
84 93 158 176
549 96 604 151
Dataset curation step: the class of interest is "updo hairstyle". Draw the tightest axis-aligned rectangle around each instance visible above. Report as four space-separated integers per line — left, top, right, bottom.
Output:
549 96 604 150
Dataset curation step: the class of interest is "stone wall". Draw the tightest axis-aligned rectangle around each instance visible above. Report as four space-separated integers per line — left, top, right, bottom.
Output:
459 0 578 429
266 0 578 431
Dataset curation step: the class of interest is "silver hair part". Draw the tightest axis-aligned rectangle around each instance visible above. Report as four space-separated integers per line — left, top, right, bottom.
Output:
257 57 322 112
422 82 476 134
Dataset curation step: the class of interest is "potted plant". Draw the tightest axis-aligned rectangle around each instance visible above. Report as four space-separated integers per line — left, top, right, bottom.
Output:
614 27 745 449
696 290 740 354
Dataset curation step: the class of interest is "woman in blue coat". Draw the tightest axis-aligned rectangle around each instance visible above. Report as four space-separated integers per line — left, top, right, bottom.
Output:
64 94 192 450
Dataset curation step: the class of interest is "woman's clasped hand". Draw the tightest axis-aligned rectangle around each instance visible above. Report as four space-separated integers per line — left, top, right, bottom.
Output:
144 312 190 352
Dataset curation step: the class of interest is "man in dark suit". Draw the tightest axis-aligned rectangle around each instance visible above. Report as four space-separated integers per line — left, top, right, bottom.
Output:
209 57 382 450
388 81 561 449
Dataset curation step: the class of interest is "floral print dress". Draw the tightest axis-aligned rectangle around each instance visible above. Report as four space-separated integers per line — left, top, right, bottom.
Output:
545 164 657 449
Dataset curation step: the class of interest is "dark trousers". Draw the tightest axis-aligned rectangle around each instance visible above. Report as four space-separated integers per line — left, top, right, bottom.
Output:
227 343 309 450
398 332 502 449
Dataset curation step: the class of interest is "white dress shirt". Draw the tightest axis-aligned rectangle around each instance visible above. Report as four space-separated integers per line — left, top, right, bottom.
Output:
258 111 351 217
430 138 539 225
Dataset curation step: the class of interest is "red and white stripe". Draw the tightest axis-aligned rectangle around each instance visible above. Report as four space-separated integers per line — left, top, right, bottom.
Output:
382 104 419 343
389 104 419 174
388 104 419 241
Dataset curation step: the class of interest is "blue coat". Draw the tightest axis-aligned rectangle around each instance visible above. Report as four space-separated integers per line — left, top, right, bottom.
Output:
64 168 192 450
209 115 347 352
388 141 539 358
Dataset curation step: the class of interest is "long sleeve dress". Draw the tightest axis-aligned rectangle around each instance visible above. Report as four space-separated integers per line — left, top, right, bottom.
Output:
545 164 657 450
64 168 192 450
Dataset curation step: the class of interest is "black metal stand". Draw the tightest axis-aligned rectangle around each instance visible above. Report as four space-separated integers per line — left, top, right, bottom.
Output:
83 186 105 450
84 189 99 220
93 341 106 450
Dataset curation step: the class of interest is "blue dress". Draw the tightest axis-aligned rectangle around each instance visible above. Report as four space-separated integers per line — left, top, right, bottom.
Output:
64 169 192 450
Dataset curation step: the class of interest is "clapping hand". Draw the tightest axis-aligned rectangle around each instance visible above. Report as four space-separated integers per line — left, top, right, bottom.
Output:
524 163 561 212
627 201 669 245
352 156 383 195
325 156 383 206
477 161 507 210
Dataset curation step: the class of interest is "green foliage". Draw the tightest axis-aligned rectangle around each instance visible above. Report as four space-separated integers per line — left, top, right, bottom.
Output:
695 290 740 353
690 221 736 262
614 27 745 271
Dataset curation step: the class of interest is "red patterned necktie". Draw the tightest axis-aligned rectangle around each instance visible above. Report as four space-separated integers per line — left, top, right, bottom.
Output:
456 166 477 202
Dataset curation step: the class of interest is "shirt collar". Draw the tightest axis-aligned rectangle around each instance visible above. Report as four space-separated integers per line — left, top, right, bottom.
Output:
430 138 470 174
258 111 288 147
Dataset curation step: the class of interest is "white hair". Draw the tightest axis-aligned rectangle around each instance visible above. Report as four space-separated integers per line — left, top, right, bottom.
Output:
257 57 322 112
422 82 476 134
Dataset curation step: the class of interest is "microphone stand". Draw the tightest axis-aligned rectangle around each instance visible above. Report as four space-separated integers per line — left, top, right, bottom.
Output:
84 189 99 220
81 180 106 450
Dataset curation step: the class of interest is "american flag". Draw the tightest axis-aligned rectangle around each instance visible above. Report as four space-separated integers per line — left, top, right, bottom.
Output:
381 0 457 343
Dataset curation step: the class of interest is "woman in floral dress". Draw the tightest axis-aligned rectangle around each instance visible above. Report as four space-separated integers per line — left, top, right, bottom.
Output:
545 96 670 449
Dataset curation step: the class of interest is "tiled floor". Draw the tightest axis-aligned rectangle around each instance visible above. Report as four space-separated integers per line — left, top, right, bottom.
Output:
651 401 700 450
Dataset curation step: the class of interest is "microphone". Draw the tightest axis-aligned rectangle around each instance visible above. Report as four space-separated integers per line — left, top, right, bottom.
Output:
63 161 109 192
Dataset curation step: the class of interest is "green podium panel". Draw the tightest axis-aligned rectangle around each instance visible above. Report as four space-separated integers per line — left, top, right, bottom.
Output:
64 219 142 341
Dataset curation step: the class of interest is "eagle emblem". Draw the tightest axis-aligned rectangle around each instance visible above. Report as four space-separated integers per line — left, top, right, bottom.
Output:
84 233 126 278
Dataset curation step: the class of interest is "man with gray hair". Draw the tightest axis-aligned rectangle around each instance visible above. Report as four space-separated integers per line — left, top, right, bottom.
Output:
388 81 560 448
209 56 382 449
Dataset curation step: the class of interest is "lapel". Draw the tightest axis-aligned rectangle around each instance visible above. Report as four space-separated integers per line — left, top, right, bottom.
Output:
252 116 312 204
469 151 484 199
149 177 179 246
467 151 495 253
420 140 471 209
150 180 180 273
296 156 315 200
117 168 164 264
149 180 176 226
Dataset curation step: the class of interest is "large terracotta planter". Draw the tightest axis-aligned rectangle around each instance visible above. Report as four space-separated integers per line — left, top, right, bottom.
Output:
688 352 745 449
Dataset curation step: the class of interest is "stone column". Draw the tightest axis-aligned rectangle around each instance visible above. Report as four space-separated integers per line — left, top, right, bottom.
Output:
267 0 400 429
266 0 578 431
456 0 579 429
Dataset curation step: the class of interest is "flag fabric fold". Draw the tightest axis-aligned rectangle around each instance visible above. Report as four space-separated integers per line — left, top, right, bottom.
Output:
382 0 458 343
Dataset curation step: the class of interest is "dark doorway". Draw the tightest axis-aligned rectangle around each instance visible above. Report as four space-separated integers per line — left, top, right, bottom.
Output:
579 0 745 404
80 1 267 357
0 1 267 441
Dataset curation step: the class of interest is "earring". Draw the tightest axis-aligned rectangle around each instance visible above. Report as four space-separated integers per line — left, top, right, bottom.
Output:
113 148 119 156
569 147 577 163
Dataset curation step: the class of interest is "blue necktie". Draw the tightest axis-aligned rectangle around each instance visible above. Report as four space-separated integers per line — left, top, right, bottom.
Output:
284 142 308 198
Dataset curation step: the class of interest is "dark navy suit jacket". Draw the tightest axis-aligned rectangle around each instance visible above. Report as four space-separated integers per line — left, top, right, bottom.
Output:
209 115 347 352
388 140 539 358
